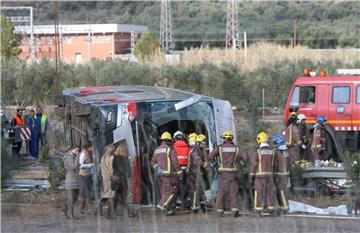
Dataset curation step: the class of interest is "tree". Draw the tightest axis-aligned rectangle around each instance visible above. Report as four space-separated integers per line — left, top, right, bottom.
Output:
0 15 22 60
134 32 160 60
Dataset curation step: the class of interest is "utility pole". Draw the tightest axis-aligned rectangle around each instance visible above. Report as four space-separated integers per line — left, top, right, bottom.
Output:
160 0 175 53
53 0 61 95
226 0 239 49
293 20 297 47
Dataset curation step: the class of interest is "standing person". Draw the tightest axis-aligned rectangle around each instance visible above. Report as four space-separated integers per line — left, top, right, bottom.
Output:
63 147 80 219
297 114 313 161
11 108 24 156
79 143 95 215
99 144 116 218
32 106 49 157
312 116 328 162
208 131 241 217
187 133 207 213
283 112 302 166
111 143 135 217
283 112 302 191
151 131 181 216
26 110 37 158
173 131 190 208
250 132 279 216
272 134 290 214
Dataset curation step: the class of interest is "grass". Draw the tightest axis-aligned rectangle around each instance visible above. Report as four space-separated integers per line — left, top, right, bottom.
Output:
144 43 359 72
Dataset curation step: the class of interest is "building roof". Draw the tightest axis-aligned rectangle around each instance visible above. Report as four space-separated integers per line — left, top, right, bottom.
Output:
63 85 213 106
15 24 148 35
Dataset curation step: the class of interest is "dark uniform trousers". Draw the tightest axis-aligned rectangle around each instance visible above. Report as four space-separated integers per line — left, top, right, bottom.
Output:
187 171 206 210
157 176 178 211
274 175 289 210
217 173 239 212
254 176 278 211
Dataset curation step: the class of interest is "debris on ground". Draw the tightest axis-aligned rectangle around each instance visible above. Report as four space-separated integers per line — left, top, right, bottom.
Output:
289 200 348 216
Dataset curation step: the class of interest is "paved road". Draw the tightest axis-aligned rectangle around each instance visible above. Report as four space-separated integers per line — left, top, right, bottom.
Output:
1 203 359 233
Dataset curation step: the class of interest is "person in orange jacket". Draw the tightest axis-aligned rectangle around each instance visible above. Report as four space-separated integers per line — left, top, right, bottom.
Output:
11 108 24 156
173 131 190 208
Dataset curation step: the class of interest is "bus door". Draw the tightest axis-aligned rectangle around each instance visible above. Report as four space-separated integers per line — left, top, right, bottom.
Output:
329 85 353 131
290 86 317 124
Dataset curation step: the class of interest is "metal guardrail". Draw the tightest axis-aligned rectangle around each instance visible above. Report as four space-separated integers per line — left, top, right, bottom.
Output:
302 167 347 179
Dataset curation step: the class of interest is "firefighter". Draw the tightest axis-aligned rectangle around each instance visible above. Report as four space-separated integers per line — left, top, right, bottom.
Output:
11 108 24 156
151 131 181 215
208 131 240 217
272 134 290 214
312 116 328 161
173 131 190 208
297 114 313 161
186 133 207 213
283 112 302 191
283 112 302 167
196 134 211 191
250 132 279 215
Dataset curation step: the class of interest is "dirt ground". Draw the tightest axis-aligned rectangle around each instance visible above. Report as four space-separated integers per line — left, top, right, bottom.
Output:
1 202 359 233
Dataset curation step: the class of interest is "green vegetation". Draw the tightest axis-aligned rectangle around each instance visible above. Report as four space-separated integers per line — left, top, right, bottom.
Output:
3 1 359 48
134 32 160 60
0 15 22 60
1 57 358 110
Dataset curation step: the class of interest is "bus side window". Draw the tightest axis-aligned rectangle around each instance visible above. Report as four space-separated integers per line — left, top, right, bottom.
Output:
300 86 316 104
356 86 360 104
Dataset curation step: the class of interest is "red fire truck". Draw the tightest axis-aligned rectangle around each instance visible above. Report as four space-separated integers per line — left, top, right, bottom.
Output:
284 71 360 161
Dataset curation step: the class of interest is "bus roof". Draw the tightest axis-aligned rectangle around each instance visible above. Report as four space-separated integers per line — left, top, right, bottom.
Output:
63 85 213 105
295 76 360 85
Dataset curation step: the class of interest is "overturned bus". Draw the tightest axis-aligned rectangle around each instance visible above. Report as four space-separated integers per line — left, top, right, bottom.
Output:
55 85 236 205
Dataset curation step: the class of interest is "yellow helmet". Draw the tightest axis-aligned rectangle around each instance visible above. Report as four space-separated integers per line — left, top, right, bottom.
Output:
196 134 206 143
221 130 234 139
160 131 172 141
256 132 269 144
188 133 198 143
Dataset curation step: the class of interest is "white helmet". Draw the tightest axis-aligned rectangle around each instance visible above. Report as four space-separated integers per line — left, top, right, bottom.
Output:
173 131 184 139
297 114 306 123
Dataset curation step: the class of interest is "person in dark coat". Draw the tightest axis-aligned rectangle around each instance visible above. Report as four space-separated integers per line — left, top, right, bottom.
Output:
111 143 136 217
63 147 80 219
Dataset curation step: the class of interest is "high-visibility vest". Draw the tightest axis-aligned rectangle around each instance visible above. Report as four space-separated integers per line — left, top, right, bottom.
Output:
14 115 24 126
174 140 190 166
34 114 48 133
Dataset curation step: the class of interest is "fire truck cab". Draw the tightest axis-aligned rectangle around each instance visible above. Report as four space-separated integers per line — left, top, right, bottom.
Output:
284 74 360 161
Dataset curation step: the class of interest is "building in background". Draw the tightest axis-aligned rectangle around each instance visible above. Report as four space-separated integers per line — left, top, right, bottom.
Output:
15 24 148 64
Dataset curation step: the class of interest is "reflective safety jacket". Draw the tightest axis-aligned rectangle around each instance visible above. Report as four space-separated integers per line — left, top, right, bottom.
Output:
174 140 190 167
208 142 240 173
151 142 181 176
273 149 289 176
311 125 326 151
34 114 48 134
13 115 24 126
284 123 302 148
250 145 275 177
